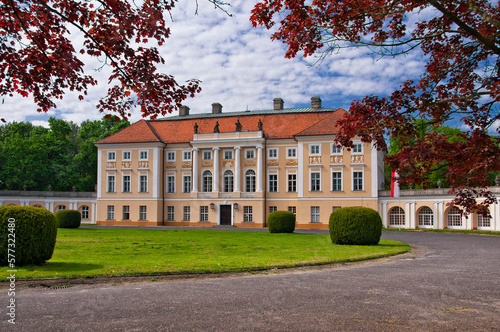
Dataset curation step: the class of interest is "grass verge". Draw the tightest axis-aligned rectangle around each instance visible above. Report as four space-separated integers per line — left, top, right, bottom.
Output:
3 228 410 280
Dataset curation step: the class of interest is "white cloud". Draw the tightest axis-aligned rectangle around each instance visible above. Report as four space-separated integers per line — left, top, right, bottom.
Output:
1 0 429 124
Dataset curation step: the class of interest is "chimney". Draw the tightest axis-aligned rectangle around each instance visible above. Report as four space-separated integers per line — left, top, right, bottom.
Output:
273 98 284 110
311 96 322 109
212 103 223 114
179 105 190 116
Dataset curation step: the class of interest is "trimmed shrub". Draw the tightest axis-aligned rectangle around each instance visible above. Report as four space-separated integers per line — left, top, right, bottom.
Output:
268 211 296 233
0 206 57 266
56 210 81 228
329 207 382 245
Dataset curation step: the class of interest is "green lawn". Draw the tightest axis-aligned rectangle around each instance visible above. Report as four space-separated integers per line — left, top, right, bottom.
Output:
4 228 410 280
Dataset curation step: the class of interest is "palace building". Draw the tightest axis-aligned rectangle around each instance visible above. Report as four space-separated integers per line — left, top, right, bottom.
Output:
94 97 385 229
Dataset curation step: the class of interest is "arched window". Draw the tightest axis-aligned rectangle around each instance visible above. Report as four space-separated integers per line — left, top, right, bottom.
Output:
245 170 256 192
477 214 491 229
202 170 212 192
389 207 405 227
223 170 234 192
58 205 66 211
418 206 433 227
81 206 89 220
33 204 43 208
447 207 462 227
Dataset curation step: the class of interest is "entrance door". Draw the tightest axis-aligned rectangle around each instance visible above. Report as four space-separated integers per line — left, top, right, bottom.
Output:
219 205 232 225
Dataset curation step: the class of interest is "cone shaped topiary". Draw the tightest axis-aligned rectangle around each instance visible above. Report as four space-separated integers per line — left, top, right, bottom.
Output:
0 206 57 266
329 207 382 245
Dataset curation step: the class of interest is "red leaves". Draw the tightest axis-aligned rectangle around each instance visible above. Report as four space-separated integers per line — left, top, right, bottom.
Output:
1 0 204 119
252 0 500 213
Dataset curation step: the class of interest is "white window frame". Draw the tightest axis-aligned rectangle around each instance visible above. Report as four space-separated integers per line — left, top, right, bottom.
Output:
166 151 176 161
223 170 234 192
311 206 320 223
244 206 253 222
268 173 278 193
389 207 405 227
139 150 149 161
447 207 462 228
203 150 212 160
269 206 277 213
245 149 255 159
477 213 491 229
287 173 297 192
309 144 321 155
58 205 66 211
122 151 131 161
107 205 114 220
287 148 297 158
200 206 209 222
331 144 342 155
139 206 147 220
418 206 434 227
352 143 363 154
167 206 174 221
183 206 191 221
245 169 256 192
331 168 343 192
183 151 192 161
81 206 89 219
202 170 213 192
223 150 233 160
123 205 130 220
139 174 148 193
107 174 116 193
352 169 364 191
310 170 321 192
166 174 176 193
183 174 192 193
268 148 278 159
122 174 131 193
288 206 296 214
107 151 116 161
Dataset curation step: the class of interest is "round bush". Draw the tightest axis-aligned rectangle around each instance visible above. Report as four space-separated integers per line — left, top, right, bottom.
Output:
268 211 296 233
56 210 81 228
0 206 57 266
329 207 382 245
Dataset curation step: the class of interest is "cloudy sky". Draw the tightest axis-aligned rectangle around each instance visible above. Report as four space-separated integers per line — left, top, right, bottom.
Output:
3 0 494 132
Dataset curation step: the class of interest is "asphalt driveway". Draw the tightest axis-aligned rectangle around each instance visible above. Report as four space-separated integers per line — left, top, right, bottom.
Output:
2 231 499 331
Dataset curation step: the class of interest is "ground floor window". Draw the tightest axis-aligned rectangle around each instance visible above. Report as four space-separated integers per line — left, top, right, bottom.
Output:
58 205 66 211
477 214 491 228
244 206 253 222
311 206 320 223
288 206 296 214
200 206 209 222
81 206 89 219
123 205 130 220
269 206 277 213
389 207 405 226
332 206 341 212
167 206 174 221
139 206 147 221
418 206 433 227
107 205 114 220
447 207 462 227
184 206 190 221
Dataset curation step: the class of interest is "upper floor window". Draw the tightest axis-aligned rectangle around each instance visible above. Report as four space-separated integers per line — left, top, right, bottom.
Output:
122 151 131 161
167 175 175 193
331 144 342 155
287 148 297 158
245 149 255 159
332 171 342 191
245 170 256 192
353 171 363 191
183 175 192 193
203 151 212 160
311 172 321 191
269 174 278 192
123 175 131 192
107 174 116 192
139 151 148 160
223 170 234 192
224 150 233 160
183 151 192 161
268 148 278 158
310 144 320 155
166 151 176 161
202 170 213 192
352 143 363 154
139 175 148 193
288 174 297 192
107 151 116 161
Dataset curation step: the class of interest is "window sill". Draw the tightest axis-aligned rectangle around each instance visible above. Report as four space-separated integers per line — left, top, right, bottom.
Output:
310 222 322 224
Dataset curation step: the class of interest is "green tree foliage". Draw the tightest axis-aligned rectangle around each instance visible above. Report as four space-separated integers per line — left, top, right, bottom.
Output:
0 116 129 192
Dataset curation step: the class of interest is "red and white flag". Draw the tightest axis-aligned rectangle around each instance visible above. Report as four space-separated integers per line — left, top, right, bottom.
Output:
391 171 400 198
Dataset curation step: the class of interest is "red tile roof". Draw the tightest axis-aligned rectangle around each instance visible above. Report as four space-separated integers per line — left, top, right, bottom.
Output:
96 108 346 144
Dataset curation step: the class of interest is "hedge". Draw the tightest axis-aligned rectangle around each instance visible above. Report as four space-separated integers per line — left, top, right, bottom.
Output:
329 207 382 245
0 206 57 266
268 210 296 233
56 209 81 228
